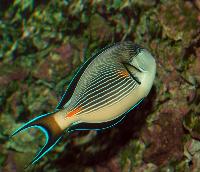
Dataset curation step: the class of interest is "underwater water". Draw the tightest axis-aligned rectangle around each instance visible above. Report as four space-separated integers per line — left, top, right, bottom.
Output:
0 0 200 172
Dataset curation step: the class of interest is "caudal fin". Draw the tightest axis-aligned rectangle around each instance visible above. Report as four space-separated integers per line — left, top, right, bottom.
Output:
11 111 63 166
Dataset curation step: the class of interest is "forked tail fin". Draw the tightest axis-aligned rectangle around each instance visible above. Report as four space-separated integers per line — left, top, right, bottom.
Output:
11 111 63 166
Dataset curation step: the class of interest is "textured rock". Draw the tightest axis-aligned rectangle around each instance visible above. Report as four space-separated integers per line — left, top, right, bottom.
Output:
0 0 199 171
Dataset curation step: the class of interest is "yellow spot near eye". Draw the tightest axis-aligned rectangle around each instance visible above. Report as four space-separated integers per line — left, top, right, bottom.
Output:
118 70 129 77
65 106 82 118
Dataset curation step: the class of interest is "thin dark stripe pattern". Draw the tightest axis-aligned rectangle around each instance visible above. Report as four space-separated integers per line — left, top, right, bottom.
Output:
63 41 141 114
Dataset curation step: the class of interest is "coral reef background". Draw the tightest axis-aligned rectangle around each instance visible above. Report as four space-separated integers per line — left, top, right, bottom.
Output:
0 0 200 171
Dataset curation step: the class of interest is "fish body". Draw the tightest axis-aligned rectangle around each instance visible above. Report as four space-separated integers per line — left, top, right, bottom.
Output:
11 41 156 165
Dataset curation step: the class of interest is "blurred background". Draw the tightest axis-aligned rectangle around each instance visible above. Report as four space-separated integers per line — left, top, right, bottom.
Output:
0 0 200 171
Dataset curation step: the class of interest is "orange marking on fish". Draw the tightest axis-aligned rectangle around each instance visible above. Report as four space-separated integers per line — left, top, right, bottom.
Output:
118 70 129 77
65 106 82 118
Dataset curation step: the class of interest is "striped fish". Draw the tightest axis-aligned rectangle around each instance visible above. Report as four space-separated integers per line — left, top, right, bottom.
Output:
11 41 156 165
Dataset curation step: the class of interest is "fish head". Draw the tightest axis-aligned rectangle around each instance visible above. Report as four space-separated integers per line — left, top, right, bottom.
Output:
124 45 156 88
129 47 156 73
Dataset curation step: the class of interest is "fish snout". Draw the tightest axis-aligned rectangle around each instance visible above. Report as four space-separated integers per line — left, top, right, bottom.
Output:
130 49 156 73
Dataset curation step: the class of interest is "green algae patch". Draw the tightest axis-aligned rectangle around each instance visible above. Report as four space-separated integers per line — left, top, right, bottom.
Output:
119 140 145 170
158 0 199 45
184 112 200 140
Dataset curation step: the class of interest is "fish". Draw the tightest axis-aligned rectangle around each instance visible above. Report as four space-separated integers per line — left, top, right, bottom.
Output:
11 41 156 165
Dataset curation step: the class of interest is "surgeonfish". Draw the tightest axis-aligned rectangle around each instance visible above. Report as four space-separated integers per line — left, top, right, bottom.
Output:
11 41 156 165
